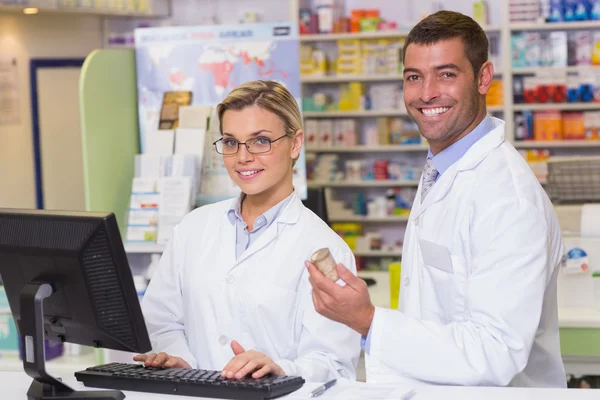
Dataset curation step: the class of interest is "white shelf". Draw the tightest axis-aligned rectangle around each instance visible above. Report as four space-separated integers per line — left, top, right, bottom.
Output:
302 71 503 83
124 243 165 254
513 66 600 75
303 110 408 118
301 74 403 83
513 103 600 111
329 215 410 223
299 25 499 41
354 249 403 257
487 105 504 113
308 180 419 188
515 140 600 148
559 308 600 328
510 21 600 31
482 25 502 33
0 4 168 17
306 144 429 153
300 30 409 41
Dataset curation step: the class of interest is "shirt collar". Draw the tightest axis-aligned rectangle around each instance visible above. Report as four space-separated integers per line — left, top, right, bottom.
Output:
427 114 495 176
227 190 295 227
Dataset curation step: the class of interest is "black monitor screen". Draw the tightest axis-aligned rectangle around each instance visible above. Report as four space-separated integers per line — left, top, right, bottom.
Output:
0 209 151 354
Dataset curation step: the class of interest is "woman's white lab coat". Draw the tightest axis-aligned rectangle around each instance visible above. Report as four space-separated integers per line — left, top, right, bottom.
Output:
366 118 567 387
141 191 361 382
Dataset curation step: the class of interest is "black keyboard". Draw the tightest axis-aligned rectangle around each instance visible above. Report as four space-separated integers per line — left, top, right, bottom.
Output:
75 362 305 400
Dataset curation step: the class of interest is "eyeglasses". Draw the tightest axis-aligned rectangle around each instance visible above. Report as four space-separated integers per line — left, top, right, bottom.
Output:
213 134 288 155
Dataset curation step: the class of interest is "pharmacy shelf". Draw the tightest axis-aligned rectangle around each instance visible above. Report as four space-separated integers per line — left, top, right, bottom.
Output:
513 103 600 111
512 66 600 75
124 243 165 254
483 26 502 33
487 105 505 113
514 140 600 148
301 70 505 84
301 74 403 83
299 30 409 41
509 21 600 31
329 215 410 223
354 249 403 257
303 110 408 118
305 144 429 153
299 25 500 41
0 4 169 17
308 180 419 188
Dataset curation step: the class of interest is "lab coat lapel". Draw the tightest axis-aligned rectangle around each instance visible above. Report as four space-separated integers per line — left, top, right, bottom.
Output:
412 166 459 220
218 202 238 271
232 191 303 268
411 118 506 220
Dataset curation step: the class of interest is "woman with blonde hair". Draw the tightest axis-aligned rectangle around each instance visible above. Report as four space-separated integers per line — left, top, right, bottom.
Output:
134 80 361 382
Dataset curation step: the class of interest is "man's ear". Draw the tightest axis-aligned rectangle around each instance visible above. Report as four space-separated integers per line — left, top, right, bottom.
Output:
478 60 494 95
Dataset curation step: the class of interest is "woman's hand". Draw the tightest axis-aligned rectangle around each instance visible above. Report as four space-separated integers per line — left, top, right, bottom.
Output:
133 352 191 369
221 340 285 379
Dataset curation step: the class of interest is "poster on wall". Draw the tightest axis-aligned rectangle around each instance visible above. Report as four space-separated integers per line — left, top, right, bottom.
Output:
133 22 306 200
0 57 20 126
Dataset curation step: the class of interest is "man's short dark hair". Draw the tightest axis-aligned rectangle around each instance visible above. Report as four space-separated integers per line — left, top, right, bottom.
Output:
403 10 489 76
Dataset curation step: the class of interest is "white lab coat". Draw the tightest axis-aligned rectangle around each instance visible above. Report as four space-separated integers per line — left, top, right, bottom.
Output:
141 191 361 382
366 117 566 387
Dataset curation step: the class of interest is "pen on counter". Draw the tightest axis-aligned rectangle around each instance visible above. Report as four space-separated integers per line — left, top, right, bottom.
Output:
400 389 417 400
308 379 337 398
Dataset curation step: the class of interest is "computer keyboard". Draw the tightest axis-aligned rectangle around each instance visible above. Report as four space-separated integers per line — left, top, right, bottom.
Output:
75 362 305 400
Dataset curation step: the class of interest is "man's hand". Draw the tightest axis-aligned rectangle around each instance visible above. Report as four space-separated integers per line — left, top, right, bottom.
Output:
221 341 285 380
306 261 375 335
133 352 191 369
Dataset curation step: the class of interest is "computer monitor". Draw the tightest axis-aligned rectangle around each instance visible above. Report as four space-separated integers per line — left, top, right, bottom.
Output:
302 187 329 225
0 209 152 400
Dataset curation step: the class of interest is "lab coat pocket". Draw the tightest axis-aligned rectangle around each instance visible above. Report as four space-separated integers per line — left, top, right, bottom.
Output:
420 242 465 322
243 285 301 360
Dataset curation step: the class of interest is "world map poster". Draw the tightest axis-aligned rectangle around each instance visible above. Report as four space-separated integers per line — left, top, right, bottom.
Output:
134 22 306 200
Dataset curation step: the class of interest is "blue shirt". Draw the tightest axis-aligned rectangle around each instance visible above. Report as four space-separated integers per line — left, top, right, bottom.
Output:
427 115 495 180
227 191 294 259
361 115 495 353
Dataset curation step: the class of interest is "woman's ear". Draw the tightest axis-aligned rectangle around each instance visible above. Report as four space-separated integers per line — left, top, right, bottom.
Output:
291 129 304 160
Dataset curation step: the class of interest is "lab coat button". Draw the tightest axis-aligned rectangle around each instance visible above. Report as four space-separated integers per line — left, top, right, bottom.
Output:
218 335 228 346
404 276 410 286
225 274 235 284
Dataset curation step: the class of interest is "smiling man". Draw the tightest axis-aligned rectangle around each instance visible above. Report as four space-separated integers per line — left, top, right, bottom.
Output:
306 11 566 387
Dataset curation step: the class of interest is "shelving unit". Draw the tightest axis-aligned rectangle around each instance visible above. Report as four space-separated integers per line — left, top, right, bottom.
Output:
514 103 600 112
124 242 165 254
308 180 419 188
300 18 507 265
329 215 409 223
297 5 600 268
0 2 170 17
509 20 600 31
299 30 410 41
514 141 600 149
513 66 600 75
305 144 429 153
505 16 600 194
354 249 402 257
301 74 404 83
302 110 408 118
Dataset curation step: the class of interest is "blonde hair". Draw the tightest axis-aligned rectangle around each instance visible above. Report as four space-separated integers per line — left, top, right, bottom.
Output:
217 80 303 139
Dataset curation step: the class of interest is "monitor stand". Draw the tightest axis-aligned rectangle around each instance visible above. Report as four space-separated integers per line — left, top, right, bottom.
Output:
20 282 124 400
